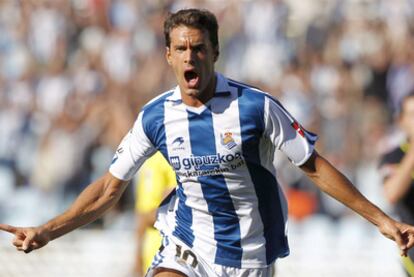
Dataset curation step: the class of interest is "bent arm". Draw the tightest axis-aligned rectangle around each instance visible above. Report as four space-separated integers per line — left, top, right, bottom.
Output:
41 172 129 240
300 151 389 226
383 148 414 204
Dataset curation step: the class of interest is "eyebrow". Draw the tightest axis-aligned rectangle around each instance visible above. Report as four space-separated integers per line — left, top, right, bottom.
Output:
173 42 206 49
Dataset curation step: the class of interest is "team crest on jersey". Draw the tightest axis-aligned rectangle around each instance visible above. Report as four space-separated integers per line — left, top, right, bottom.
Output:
220 132 237 150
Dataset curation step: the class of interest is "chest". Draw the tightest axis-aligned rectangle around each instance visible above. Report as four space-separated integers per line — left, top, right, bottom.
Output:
166 108 244 171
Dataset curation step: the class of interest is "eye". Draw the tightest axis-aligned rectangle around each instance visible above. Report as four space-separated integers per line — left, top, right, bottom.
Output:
175 46 186 52
193 45 206 53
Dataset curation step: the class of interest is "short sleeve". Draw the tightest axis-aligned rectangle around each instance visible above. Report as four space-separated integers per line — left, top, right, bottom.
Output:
264 96 318 166
109 111 156 181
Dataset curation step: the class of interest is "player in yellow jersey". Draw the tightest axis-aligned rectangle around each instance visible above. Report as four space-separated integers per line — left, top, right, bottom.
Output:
133 152 176 276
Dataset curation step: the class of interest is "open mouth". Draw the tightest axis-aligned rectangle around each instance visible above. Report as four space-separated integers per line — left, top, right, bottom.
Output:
184 70 199 88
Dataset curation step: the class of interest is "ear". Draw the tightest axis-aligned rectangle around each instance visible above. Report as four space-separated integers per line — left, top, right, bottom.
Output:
213 47 219 62
166 47 172 65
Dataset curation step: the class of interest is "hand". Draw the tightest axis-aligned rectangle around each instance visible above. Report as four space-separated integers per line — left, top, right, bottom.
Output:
0 224 51 253
378 219 414 256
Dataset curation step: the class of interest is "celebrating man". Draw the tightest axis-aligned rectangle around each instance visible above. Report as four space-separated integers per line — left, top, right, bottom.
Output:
1 8 414 277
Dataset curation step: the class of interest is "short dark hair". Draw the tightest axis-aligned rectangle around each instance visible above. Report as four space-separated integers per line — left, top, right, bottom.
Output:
164 9 219 55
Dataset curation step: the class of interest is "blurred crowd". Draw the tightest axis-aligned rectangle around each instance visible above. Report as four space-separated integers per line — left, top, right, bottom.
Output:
1 0 414 226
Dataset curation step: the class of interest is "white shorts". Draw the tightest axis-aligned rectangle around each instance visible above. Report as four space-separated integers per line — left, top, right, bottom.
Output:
145 235 275 277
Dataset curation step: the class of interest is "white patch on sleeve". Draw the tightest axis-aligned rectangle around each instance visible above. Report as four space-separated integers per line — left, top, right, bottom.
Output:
109 112 156 180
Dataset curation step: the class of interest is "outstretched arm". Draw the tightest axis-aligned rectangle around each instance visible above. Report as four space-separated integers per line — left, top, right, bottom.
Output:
0 172 129 253
300 151 414 256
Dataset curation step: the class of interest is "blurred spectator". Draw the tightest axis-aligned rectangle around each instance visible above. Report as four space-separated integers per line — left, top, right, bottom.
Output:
379 92 414 276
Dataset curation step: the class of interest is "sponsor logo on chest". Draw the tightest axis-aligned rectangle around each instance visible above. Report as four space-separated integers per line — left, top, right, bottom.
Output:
168 131 244 177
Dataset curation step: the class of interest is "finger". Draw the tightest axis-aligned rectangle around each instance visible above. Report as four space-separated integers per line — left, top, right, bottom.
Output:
404 231 414 250
393 230 407 254
16 232 26 240
22 232 35 251
16 246 33 253
400 246 408 257
0 224 17 234
12 239 23 247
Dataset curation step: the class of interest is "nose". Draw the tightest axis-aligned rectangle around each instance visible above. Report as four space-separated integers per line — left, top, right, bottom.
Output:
184 49 195 65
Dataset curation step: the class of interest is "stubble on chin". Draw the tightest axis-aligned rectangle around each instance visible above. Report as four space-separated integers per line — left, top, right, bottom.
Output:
183 88 201 97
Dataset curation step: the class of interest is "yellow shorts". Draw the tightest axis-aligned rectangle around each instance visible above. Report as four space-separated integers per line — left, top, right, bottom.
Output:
143 228 163 273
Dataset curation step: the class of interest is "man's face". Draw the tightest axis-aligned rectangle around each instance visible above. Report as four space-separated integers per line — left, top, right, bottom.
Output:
400 97 414 139
166 25 217 100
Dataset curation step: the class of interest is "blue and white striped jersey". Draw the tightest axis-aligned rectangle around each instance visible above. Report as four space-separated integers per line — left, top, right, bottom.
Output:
109 73 317 269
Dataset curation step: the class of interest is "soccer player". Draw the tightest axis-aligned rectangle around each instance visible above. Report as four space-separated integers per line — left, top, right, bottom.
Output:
380 92 414 277
1 8 414 277
134 152 176 276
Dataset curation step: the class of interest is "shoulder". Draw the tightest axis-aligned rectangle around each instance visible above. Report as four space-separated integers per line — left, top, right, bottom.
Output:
225 78 285 133
142 89 175 114
140 89 175 126
227 78 265 98
226 78 268 112
226 77 281 107
226 77 288 117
